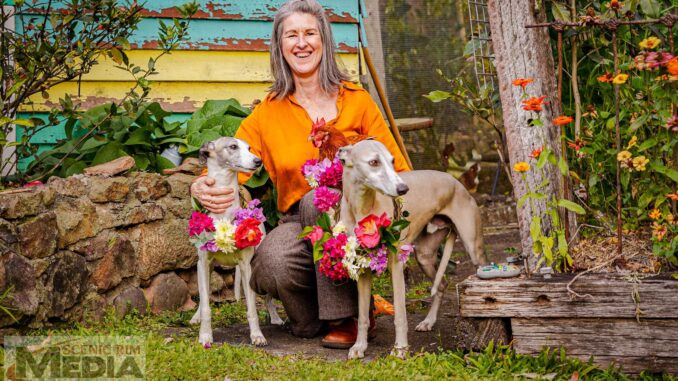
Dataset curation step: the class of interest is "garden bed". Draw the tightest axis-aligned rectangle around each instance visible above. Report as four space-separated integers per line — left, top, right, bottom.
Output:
457 273 678 375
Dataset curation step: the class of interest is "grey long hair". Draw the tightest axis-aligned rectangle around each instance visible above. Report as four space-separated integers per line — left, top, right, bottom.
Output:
269 0 349 99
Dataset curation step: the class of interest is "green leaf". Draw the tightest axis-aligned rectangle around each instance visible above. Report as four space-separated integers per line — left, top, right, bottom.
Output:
12 118 34 127
652 162 678 183
155 154 176 171
636 137 658 152
557 156 568 176
536 148 549 169
423 90 452 103
541 236 554 263
517 193 529 209
638 192 654 209
64 161 87 177
557 230 568 259
551 2 572 22
134 154 150 170
317 213 331 232
124 128 152 147
91 142 126 166
245 167 270 188
639 0 661 17
672 274 678 281
557 199 585 215
80 137 108 152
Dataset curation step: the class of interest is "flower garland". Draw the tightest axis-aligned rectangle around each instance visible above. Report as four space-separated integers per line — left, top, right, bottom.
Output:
299 158 413 281
188 199 266 266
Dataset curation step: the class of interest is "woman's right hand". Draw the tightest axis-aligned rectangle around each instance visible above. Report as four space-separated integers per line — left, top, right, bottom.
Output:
190 176 235 214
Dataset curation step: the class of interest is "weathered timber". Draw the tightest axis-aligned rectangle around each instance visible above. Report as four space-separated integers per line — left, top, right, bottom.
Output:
512 318 678 375
458 273 678 319
448 317 510 351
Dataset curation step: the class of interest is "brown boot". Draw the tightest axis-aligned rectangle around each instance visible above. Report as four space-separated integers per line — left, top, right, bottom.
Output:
321 311 376 349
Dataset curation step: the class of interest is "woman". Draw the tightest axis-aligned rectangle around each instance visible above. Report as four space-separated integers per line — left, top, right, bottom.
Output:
190 0 410 348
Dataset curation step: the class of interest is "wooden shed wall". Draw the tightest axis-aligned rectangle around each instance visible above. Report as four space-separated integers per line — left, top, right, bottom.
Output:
16 0 361 158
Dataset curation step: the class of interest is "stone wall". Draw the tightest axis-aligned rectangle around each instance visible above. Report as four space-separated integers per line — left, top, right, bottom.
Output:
0 172 236 328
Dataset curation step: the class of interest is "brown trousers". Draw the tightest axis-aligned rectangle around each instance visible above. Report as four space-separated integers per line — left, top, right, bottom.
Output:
249 192 358 338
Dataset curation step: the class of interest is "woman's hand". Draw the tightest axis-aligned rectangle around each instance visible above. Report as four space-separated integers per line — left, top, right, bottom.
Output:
190 176 235 214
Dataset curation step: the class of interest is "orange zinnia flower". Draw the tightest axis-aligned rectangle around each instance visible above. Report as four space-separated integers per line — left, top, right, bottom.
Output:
513 162 530 173
597 73 613 83
553 115 574 126
522 96 547 112
649 209 662 220
529 147 543 159
512 78 534 88
667 191 678 201
652 222 667 241
667 57 678 76
609 0 622 10
567 137 586 151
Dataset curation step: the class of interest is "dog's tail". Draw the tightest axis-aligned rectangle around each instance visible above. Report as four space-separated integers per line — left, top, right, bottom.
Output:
430 232 455 296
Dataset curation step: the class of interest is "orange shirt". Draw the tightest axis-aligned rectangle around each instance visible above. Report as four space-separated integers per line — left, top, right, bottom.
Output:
206 81 411 212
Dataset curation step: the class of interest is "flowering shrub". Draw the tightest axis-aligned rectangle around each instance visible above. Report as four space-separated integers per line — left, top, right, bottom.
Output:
298 158 412 281
566 31 676 263
512 81 586 271
188 200 266 265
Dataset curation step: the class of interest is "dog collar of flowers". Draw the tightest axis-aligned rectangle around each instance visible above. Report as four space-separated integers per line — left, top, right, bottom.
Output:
299 158 414 282
188 199 266 265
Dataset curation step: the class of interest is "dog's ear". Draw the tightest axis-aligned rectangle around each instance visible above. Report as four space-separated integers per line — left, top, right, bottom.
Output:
198 141 215 165
337 145 353 167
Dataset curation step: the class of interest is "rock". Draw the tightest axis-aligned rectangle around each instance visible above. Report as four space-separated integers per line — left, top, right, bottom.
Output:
112 287 148 317
88 177 130 203
0 252 38 324
177 269 198 296
142 272 189 314
47 176 89 198
0 186 55 220
42 251 89 317
95 203 164 230
81 293 107 322
0 218 18 254
130 219 197 280
210 270 225 294
162 157 204 176
84 156 135 176
166 173 194 199
54 198 99 248
90 234 136 291
69 231 116 262
17 212 58 259
157 197 191 219
30 257 51 277
129 172 170 202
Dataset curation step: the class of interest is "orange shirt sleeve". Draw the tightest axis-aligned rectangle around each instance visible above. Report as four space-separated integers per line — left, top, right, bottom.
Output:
360 96 412 172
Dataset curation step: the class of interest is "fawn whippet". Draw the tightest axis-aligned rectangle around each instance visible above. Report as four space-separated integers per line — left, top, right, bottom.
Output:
336 140 487 359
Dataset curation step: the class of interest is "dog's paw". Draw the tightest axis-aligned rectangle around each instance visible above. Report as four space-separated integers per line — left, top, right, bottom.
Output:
189 311 201 325
269 314 284 326
198 332 213 347
415 319 435 332
348 342 367 359
390 346 409 359
250 334 268 346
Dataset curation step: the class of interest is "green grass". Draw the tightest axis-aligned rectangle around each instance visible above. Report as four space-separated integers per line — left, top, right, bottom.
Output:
1 307 674 381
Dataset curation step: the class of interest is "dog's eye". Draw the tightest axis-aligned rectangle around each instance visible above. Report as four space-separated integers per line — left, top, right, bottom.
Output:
229 144 238 150
369 159 380 167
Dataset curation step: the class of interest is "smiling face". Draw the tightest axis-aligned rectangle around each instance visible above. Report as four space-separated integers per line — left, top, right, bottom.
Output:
281 12 323 79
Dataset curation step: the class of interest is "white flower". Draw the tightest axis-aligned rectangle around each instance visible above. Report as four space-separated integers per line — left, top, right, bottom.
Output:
305 176 319 189
332 221 347 236
214 220 236 253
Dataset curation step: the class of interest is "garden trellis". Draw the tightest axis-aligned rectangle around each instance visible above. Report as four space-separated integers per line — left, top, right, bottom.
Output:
525 12 677 255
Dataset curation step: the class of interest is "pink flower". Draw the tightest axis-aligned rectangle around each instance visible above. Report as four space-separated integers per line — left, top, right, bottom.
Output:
318 159 343 188
188 211 215 237
355 213 391 249
313 186 341 212
398 243 414 263
306 226 324 245
319 233 349 281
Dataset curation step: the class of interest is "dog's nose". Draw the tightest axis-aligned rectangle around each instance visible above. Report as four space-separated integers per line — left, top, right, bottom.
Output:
253 158 263 167
396 183 409 196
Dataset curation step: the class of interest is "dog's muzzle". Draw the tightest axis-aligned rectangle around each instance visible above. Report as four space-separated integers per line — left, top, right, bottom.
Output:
253 158 263 167
396 183 409 196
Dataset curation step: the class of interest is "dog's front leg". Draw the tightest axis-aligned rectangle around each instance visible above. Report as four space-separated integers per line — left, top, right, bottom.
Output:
240 251 267 346
390 258 409 358
348 272 372 359
195 251 213 346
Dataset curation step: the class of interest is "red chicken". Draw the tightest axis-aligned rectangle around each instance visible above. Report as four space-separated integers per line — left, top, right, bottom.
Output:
308 118 370 161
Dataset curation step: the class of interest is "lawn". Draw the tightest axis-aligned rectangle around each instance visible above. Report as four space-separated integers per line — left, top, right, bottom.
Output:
1 302 673 381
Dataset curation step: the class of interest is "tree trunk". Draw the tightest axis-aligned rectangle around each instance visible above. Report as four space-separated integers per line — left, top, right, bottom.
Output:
487 0 564 265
